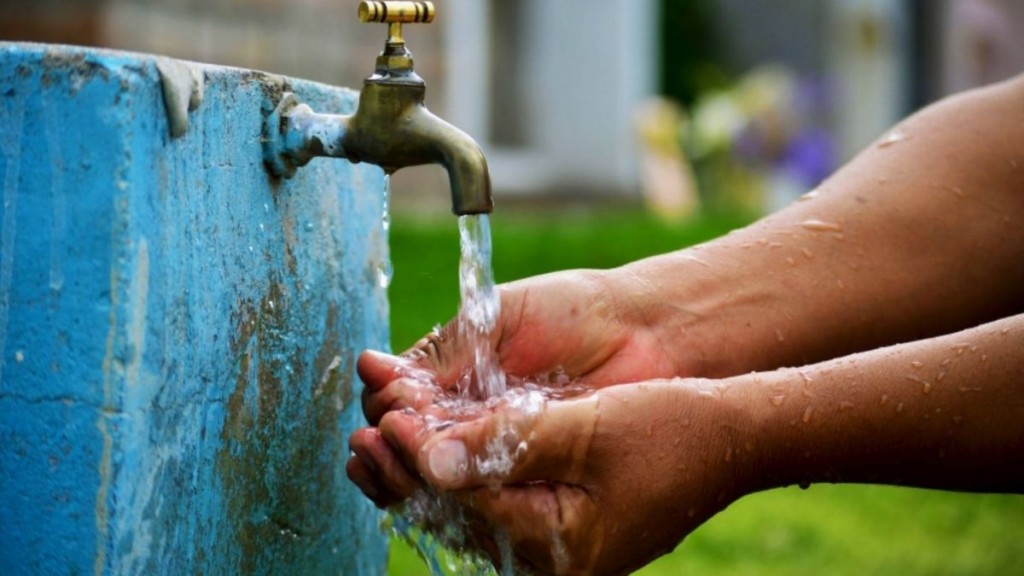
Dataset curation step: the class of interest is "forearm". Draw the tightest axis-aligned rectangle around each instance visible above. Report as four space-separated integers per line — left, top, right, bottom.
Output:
745 313 1024 493
617 76 1024 377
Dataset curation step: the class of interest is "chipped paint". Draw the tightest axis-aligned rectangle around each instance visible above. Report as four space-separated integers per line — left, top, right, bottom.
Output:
1 43 388 575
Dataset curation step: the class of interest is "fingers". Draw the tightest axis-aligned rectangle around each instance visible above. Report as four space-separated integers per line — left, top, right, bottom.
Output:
401 322 468 386
347 427 423 507
357 350 423 391
362 376 441 426
379 394 599 491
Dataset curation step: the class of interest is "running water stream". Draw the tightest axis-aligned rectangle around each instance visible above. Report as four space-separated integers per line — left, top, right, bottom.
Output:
387 214 579 575
456 214 506 399
386 213 514 576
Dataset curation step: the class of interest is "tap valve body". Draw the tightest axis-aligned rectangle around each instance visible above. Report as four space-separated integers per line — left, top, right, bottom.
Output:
263 1 493 215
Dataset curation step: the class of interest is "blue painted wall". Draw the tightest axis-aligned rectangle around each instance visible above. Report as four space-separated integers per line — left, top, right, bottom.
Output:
0 43 389 575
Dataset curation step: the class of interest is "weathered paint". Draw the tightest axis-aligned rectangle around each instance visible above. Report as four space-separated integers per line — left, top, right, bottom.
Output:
0 43 389 575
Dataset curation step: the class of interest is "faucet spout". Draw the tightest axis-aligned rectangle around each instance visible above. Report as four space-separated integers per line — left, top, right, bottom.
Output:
264 83 492 215
384 103 493 215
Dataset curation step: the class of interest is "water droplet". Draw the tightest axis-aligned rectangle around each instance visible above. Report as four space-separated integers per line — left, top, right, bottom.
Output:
775 329 786 343
258 222 265 233
682 254 711 267
769 242 784 249
786 257 796 266
879 394 889 405
800 189 819 201
799 219 844 233
910 361 922 369
905 374 932 394
1000 328 1010 336
802 406 815 423
896 402 904 413
836 279 845 290
769 395 786 407
801 248 814 259
376 261 393 289
839 401 854 411
952 415 963 424
268 300 275 311
304 221 314 231
14 350 24 363
798 480 811 490
878 130 908 148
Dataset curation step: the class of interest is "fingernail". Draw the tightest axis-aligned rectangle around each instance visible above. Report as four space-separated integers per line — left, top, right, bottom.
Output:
427 439 468 485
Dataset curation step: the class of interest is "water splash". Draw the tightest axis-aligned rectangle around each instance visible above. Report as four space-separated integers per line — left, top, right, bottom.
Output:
389 213 594 574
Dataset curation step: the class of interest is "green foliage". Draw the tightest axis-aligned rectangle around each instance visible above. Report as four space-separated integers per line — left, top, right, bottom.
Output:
658 0 730 107
639 485 1024 576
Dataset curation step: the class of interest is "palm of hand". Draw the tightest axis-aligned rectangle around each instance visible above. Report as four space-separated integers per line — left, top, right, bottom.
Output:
397 270 682 389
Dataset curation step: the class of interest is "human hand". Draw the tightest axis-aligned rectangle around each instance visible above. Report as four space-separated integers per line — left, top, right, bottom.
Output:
350 268 694 510
358 268 688 426
352 378 763 575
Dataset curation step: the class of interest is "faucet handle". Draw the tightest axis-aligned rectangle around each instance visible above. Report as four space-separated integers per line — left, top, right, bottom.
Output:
358 1 435 24
359 1 434 48
359 1 434 76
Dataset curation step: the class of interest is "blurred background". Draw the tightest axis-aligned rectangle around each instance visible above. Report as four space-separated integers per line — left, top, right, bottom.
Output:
4 1 1024 575
4 0 1024 216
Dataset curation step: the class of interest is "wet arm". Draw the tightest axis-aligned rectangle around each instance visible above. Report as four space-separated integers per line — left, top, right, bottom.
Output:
737 313 1024 493
617 75 1024 377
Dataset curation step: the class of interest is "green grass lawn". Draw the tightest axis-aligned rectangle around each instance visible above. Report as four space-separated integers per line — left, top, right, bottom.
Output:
383 204 1024 575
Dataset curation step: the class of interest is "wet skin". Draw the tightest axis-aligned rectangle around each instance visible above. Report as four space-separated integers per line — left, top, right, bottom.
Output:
348 75 1024 574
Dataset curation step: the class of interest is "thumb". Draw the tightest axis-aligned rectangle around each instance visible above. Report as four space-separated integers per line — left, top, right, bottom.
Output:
381 393 600 491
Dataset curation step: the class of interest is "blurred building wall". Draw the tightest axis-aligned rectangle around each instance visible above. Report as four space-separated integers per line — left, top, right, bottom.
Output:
444 0 658 200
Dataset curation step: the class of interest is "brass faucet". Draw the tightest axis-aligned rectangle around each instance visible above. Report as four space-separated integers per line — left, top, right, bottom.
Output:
263 1 493 215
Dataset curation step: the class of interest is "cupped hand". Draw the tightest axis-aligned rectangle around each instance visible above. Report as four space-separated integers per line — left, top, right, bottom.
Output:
353 378 763 575
358 269 686 427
